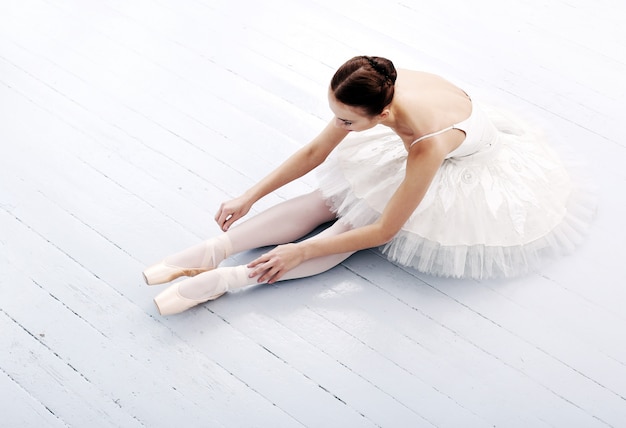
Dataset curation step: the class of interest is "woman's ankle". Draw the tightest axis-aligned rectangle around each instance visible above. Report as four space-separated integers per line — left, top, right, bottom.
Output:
177 265 255 300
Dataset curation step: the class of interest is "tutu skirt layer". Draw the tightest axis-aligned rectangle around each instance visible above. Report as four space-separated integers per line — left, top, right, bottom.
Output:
317 104 595 279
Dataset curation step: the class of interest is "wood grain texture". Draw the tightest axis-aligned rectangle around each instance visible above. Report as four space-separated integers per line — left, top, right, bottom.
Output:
1 0 625 426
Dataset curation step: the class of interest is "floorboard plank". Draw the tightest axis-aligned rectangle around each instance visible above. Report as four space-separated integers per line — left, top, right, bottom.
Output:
0 368 68 428
0 308 142 427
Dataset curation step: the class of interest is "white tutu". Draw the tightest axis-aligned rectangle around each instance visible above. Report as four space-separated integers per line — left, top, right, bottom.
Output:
317 103 596 279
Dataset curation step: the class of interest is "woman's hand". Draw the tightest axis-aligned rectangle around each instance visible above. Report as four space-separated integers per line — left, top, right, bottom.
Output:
247 243 305 284
214 194 254 231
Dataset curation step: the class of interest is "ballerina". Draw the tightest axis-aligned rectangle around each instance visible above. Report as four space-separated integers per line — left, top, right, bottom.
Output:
143 56 594 315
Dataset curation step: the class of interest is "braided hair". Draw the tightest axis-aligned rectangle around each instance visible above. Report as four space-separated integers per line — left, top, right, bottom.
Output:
330 56 397 116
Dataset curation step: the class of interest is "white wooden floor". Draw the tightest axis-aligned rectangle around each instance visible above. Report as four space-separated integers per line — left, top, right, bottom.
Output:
1 0 625 427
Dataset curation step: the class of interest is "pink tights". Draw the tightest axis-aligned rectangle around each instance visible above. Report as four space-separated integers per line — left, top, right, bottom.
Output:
163 191 355 295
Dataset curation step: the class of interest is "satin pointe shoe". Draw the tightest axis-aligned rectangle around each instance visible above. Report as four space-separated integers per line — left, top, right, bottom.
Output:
153 272 228 316
143 263 208 286
153 266 252 316
143 235 232 285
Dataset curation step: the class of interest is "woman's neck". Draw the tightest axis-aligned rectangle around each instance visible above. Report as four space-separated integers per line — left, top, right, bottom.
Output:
381 103 413 137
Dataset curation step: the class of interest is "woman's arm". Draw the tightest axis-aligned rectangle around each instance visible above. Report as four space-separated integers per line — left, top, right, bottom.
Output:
248 138 449 282
215 121 349 230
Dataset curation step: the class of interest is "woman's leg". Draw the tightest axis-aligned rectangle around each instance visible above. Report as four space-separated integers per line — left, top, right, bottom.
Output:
155 220 357 314
175 220 355 301
278 220 354 280
144 190 336 284
227 190 336 254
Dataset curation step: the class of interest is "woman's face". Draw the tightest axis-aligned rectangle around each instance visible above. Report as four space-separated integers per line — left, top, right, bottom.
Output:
328 90 380 132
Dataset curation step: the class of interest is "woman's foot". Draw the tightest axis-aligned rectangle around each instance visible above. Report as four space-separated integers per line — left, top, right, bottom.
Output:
153 265 254 315
143 235 232 285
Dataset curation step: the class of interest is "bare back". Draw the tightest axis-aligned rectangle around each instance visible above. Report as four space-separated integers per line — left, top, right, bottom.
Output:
391 70 472 153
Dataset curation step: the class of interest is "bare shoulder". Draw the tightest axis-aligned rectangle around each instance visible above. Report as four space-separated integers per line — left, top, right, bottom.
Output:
396 70 470 122
394 69 472 152
396 69 459 91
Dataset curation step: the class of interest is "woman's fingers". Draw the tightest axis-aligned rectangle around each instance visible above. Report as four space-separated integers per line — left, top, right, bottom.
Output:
221 213 235 231
214 204 228 227
262 266 284 284
215 204 236 231
248 244 302 283
247 251 269 268
247 255 267 277
248 253 284 284
215 195 253 231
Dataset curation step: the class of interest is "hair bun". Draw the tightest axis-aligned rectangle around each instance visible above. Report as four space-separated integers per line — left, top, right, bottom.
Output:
330 56 397 116
364 56 395 84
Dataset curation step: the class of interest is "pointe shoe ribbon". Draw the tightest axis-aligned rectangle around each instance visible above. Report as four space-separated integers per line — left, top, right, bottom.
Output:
143 263 208 286
153 266 253 316
143 235 232 285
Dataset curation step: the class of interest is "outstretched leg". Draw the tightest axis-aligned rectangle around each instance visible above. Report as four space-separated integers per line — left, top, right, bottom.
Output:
144 190 336 284
155 221 356 315
278 220 354 280
227 190 337 254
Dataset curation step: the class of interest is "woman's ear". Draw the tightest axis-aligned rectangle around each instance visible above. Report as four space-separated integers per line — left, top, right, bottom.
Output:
378 108 390 122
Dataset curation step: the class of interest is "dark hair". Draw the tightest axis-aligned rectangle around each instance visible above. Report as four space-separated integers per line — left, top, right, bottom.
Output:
330 56 397 116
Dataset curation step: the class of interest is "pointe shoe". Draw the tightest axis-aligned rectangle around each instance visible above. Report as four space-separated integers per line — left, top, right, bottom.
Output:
142 263 208 286
143 235 232 285
153 272 229 316
153 266 254 316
